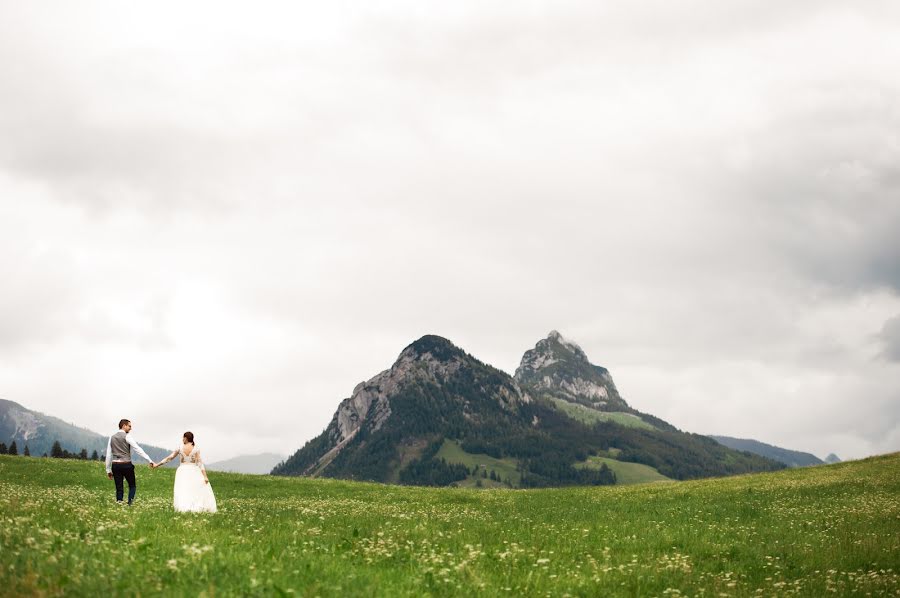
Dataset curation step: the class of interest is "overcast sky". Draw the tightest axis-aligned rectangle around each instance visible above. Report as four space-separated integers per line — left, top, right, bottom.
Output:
1 1 899 463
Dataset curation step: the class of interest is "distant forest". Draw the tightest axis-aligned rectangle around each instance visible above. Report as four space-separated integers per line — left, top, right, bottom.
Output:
1 439 101 461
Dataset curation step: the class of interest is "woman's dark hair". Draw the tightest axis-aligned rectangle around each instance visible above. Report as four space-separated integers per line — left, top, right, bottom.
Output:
183 431 195 445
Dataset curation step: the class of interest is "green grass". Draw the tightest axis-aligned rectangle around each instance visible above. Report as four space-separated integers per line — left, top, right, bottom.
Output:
1 453 899 596
434 439 521 487
575 455 672 485
549 398 656 430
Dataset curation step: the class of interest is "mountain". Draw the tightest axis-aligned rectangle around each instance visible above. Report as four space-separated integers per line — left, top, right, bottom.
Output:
516 331 630 411
825 453 842 464
274 332 784 487
512 331 784 481
0 399 172 463
514 330 676 431
207 453 286 475
709 435 825 467
272 335 558 485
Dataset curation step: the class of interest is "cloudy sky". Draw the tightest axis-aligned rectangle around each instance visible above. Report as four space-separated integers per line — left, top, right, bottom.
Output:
1 1 899 462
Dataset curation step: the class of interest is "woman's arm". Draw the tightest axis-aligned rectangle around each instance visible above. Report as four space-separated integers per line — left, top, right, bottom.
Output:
196 450 209 484
157 449 179 466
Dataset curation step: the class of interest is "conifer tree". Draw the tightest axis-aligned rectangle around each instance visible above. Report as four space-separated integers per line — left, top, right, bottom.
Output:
0 442 7 454
9 441 18 456
51 440 64 458
79 448 88 460
91 450 99 461
23 445 30 456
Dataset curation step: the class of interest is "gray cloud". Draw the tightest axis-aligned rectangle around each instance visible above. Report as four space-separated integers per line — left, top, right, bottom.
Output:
880 315 900 362
712 87 900 294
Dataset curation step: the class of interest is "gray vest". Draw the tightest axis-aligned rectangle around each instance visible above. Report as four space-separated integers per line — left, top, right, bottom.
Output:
110 431 131 461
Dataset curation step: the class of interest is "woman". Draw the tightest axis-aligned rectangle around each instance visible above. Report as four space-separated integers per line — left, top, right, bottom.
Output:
157 431 217 513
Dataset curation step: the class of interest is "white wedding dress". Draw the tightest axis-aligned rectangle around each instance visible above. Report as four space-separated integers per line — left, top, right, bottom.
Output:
172 446 217 513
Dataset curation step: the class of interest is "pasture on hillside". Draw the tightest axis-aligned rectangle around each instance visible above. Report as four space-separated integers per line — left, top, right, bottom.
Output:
575 455 671 485
548 399 657 431
1 453 898 596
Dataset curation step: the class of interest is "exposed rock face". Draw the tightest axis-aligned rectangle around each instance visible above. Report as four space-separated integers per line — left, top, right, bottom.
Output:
516 330 587 372
330 338 526 446
317 344 464 470
6 405 42 441
546 375 611 400
515 330 629 411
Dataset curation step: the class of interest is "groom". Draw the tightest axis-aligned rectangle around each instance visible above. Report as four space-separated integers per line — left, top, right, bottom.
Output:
105 419 157 504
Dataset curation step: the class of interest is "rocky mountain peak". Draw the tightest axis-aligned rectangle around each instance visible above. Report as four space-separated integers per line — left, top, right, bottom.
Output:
401 335 467 363
515 331 629 412
544 330 589 361
516 331 589 378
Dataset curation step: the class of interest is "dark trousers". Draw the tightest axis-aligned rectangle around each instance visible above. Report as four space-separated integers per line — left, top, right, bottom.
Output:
111 462 137 504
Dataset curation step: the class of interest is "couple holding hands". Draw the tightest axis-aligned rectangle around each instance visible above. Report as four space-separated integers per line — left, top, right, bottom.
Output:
105 419 217 513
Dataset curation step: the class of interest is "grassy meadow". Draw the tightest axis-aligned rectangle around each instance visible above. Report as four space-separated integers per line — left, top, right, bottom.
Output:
1 453 898 597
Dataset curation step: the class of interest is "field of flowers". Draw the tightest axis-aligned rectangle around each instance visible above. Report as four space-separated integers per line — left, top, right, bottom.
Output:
1 452 898 597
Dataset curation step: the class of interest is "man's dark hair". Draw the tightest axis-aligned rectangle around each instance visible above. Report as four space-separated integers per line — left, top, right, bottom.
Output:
118 419 130 429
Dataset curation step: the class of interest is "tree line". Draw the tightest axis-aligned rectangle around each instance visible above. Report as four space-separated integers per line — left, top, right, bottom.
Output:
0 441 29 456
1 440 101 461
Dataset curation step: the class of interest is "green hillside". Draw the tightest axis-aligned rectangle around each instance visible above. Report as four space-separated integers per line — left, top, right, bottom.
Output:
549 398 656 430
435 439 522 487
575 455 672 484
1 453 898 597
437 440 669 487
710 435 825 467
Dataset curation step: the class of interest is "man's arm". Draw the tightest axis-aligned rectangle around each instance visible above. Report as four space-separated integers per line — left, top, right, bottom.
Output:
105 437 113 475
125 433 155 465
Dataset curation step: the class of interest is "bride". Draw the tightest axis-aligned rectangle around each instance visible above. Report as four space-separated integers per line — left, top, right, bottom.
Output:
156 431 217 513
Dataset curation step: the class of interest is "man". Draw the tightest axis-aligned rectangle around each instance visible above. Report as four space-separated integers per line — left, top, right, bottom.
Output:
105 419 157 505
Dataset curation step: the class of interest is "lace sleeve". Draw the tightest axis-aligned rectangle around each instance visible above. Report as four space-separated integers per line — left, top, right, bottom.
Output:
195 449 205 471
